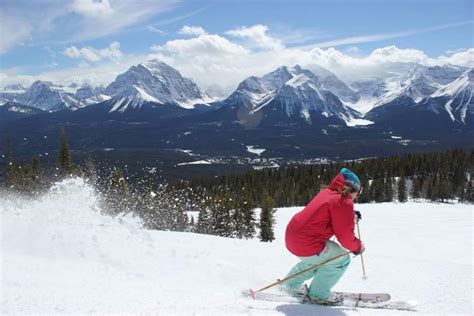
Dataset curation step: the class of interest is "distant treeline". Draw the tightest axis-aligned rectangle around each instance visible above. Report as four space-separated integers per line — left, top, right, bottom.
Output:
2 128 473 242
175 148 474 206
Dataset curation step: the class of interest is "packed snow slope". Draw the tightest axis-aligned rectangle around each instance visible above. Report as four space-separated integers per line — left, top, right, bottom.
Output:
1 178 472 315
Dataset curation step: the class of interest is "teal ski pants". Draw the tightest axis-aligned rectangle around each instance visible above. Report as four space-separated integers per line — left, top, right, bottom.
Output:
282 240 351 300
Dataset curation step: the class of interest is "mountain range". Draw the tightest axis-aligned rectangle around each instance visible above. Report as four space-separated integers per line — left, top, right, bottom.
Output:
1 59 472 162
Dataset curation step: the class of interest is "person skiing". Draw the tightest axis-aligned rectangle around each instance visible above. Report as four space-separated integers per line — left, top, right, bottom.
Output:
281 168 364 305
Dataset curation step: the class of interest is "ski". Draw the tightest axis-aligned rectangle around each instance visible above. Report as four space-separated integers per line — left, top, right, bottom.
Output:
242 289 390 303
242 289 417 311
303 298 419 311
333 291 391 303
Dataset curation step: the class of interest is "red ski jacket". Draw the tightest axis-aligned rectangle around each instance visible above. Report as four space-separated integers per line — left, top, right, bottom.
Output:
285 174 362 257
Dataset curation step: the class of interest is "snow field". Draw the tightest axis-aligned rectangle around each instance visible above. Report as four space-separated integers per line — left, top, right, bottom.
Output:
1 178 472 315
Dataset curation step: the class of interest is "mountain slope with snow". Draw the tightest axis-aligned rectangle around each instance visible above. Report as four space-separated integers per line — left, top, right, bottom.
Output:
423 69 474 124
223 65 365 126
365 67 473 126
1 178 472 315
12 81 84 111
347 64 467 114
307 64 360 103
104 60 213 111
0 84 26 105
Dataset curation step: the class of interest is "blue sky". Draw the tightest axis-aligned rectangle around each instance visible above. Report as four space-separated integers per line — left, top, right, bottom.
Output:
0 0 472 92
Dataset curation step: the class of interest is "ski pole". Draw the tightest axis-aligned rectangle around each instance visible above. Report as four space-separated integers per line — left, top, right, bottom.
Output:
247 250 352 299
356 220 368 280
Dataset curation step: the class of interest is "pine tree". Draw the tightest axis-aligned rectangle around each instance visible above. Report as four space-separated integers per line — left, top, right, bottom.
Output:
242 196 256 239
30 156 46 193
426 174 439 201
4 136 16 188
384 175 394 202
397 175 407 202
84 157 98 185
411 175 422 201
465 179 474 203
170 191 188 232
259 193 275 242
214 192 234 237
11 163 28 192
358 177 370 203
372 178 385 202
104 167 130 214
188 215 195 232
58 127 73 177
438 172 453 202
195 193 214 234
234 190 256 239
196 206 212 234
136 176 159 229
232 195 247 238
367 179 376 202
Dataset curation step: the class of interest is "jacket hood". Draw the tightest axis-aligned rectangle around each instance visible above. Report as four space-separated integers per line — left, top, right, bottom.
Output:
328 174 346 191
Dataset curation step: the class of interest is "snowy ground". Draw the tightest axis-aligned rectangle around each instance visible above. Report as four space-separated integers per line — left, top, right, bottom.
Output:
1 178 473 315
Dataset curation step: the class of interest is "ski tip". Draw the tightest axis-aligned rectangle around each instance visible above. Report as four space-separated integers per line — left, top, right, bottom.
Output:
248 289 257 300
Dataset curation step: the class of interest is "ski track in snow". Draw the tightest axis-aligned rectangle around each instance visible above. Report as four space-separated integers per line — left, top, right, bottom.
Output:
1 178 472 315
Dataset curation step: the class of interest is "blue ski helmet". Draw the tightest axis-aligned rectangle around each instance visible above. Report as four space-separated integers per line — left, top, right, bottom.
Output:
339 168 361 193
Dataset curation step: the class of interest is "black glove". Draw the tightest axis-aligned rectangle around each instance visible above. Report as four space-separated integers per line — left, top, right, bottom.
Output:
353 242 365 256
355 210 362 222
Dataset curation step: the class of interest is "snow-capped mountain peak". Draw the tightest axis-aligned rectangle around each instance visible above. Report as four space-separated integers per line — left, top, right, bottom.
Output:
431 69 473 98
13 80 83 111
2 84 26 93
225 64 364 126
388 65 465 103
365 67 473 125
348 64 468 114
141 60 179 79
285 73 313 88
104 59 212 110
427 69 473 123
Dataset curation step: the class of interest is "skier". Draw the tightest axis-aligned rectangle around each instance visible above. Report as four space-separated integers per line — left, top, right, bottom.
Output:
281 168 364 305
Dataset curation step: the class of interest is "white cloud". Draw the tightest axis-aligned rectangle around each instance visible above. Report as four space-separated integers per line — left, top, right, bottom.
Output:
148 25 473 96
71 0 114 17
63 42 123 63
0 13 32 54
151 34 249 57
0 1 69 55
434 48 474 68
305 20 474 49
178 26 207 36
66 0 178 43
269 25 328 46
345 46 360 55
310 31 414 49
367 46 428 64
445 48 467 55
147 26 166 35
2 23 472 97
1 54 145 89
226 24 283 50
0 0 178 53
